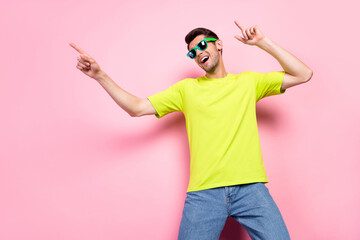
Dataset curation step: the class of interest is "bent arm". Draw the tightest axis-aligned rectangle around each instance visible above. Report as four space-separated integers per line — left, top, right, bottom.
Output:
95 71 156 117
256 37 313 91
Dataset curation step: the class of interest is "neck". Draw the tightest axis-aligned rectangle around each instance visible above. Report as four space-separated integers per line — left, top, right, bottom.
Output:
205 57 227 79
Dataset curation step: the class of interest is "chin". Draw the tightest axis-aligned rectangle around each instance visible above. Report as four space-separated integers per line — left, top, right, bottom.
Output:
204 62 217 73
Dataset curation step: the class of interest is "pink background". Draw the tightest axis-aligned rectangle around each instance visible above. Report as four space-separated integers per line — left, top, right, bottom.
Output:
1 0 359 239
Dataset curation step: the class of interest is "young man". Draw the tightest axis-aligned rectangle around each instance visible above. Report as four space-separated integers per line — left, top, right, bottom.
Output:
70 21 312 240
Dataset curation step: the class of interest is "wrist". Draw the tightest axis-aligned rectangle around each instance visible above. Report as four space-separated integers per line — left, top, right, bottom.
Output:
94 70 107 82
256 36 272 50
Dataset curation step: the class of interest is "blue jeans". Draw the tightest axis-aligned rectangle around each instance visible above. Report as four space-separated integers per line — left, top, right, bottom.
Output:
178 182 290 240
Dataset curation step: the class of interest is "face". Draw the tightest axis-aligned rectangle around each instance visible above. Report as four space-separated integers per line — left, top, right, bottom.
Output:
188 34 223 73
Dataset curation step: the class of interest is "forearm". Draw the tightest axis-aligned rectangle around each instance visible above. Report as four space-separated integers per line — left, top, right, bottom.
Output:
95 71 140 117
256 37 312 80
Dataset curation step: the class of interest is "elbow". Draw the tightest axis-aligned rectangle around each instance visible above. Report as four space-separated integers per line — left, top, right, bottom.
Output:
303 69 313 83
129 110 141 117
129 99 143 117
130 107 144 117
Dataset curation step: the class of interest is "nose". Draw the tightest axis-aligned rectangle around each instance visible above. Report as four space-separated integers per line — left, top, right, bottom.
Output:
197 50 205 61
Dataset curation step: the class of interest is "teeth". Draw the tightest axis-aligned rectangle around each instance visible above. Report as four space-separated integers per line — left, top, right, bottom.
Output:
201 56 209 63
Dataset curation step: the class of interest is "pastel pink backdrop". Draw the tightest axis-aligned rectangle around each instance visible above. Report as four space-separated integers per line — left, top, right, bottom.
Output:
1 0 359 239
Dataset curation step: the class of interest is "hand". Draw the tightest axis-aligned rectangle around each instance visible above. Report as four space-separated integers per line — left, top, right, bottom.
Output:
69 42 102 80
234 21 265 46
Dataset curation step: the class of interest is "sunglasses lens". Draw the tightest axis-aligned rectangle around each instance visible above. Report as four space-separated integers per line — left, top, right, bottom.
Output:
198 40 207 50
188 50 196 59
187 39 212 59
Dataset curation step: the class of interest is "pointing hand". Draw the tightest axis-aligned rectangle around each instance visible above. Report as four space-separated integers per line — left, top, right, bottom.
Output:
69 42 102 79
234 21 265 46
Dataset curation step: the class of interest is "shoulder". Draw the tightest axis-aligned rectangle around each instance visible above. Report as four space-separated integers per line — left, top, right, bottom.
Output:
176 78 192 88
240 71 260 77
228 71 259 79
169 78 188 88
178 77 200 86
168 78 192 92
230 71 259 82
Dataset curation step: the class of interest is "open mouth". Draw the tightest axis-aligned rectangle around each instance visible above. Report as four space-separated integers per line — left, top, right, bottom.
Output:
200 55 209 64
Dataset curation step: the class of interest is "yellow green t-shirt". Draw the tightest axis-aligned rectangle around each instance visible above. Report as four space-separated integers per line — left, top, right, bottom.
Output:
147 71 286 192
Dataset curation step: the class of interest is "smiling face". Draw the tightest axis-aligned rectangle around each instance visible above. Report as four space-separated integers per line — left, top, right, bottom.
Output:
188 34 223 73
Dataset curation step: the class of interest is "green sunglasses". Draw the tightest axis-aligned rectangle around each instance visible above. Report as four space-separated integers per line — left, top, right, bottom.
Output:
187 38 217 59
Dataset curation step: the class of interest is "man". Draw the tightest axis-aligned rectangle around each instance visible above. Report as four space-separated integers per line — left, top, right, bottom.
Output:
70 21 312 240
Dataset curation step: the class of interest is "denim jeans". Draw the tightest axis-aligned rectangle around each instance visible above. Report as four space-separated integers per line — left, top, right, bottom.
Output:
178 182 290 240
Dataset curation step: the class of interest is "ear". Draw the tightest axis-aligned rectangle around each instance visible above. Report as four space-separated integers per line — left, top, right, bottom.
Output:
216 40 223 52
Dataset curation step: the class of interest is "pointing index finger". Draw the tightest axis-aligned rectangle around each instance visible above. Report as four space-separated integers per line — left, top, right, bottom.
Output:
234 21 248 40
69 42 86 54
234 20 243 30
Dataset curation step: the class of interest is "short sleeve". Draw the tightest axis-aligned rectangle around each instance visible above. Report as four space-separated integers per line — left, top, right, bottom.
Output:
253 71 286 102
147 80 185 119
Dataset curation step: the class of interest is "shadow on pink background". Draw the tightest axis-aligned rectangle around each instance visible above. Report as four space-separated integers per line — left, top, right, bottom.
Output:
1 0 359 239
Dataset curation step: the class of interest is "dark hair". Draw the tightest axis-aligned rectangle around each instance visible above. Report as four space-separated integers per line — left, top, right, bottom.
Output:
185 27 221 52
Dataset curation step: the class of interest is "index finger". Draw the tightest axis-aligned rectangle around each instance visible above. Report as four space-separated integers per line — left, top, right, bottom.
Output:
234 20 243 31
234 21 248 39
69 42 87 54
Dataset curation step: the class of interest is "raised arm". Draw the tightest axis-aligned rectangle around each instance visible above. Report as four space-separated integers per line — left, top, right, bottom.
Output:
69 42 157 117
234 21 313 91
